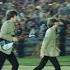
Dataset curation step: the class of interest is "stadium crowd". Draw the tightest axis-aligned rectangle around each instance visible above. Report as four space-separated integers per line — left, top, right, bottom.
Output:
0 0 70 57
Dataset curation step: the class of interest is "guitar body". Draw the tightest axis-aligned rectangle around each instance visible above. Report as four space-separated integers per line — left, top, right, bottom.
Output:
0 38 14 55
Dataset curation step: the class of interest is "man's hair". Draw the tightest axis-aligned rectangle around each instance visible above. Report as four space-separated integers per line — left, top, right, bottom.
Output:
6 11 17 20
47 18 59 27
50 19 58 23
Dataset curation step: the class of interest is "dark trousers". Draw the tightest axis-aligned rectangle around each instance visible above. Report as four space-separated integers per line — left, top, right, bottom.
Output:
33 56 61 70
0 51 19 70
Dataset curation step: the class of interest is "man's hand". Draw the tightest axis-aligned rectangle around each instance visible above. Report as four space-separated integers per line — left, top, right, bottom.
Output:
12 37 18 42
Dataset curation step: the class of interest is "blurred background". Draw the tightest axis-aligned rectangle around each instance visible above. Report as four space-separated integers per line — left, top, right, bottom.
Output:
0 0 70 69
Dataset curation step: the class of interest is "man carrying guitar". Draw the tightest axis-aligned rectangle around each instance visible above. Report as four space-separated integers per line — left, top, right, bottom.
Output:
0 11 19 70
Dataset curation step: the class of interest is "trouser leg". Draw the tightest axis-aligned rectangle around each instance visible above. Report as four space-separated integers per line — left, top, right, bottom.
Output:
33 56 49 70
7 52 19 70
49 57 61 70
0 52 6 70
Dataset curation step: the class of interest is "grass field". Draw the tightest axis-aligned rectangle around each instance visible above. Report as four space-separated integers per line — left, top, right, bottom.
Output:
2 55 70 70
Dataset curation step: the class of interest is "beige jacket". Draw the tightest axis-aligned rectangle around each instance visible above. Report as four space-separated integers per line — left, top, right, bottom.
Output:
0 20 15 41
40 25 60 58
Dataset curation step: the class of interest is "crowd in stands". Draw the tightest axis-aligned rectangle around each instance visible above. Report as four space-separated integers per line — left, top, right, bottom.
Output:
0 0 70 57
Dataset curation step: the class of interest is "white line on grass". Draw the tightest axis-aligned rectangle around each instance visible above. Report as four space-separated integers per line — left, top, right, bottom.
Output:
2 66 70 70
